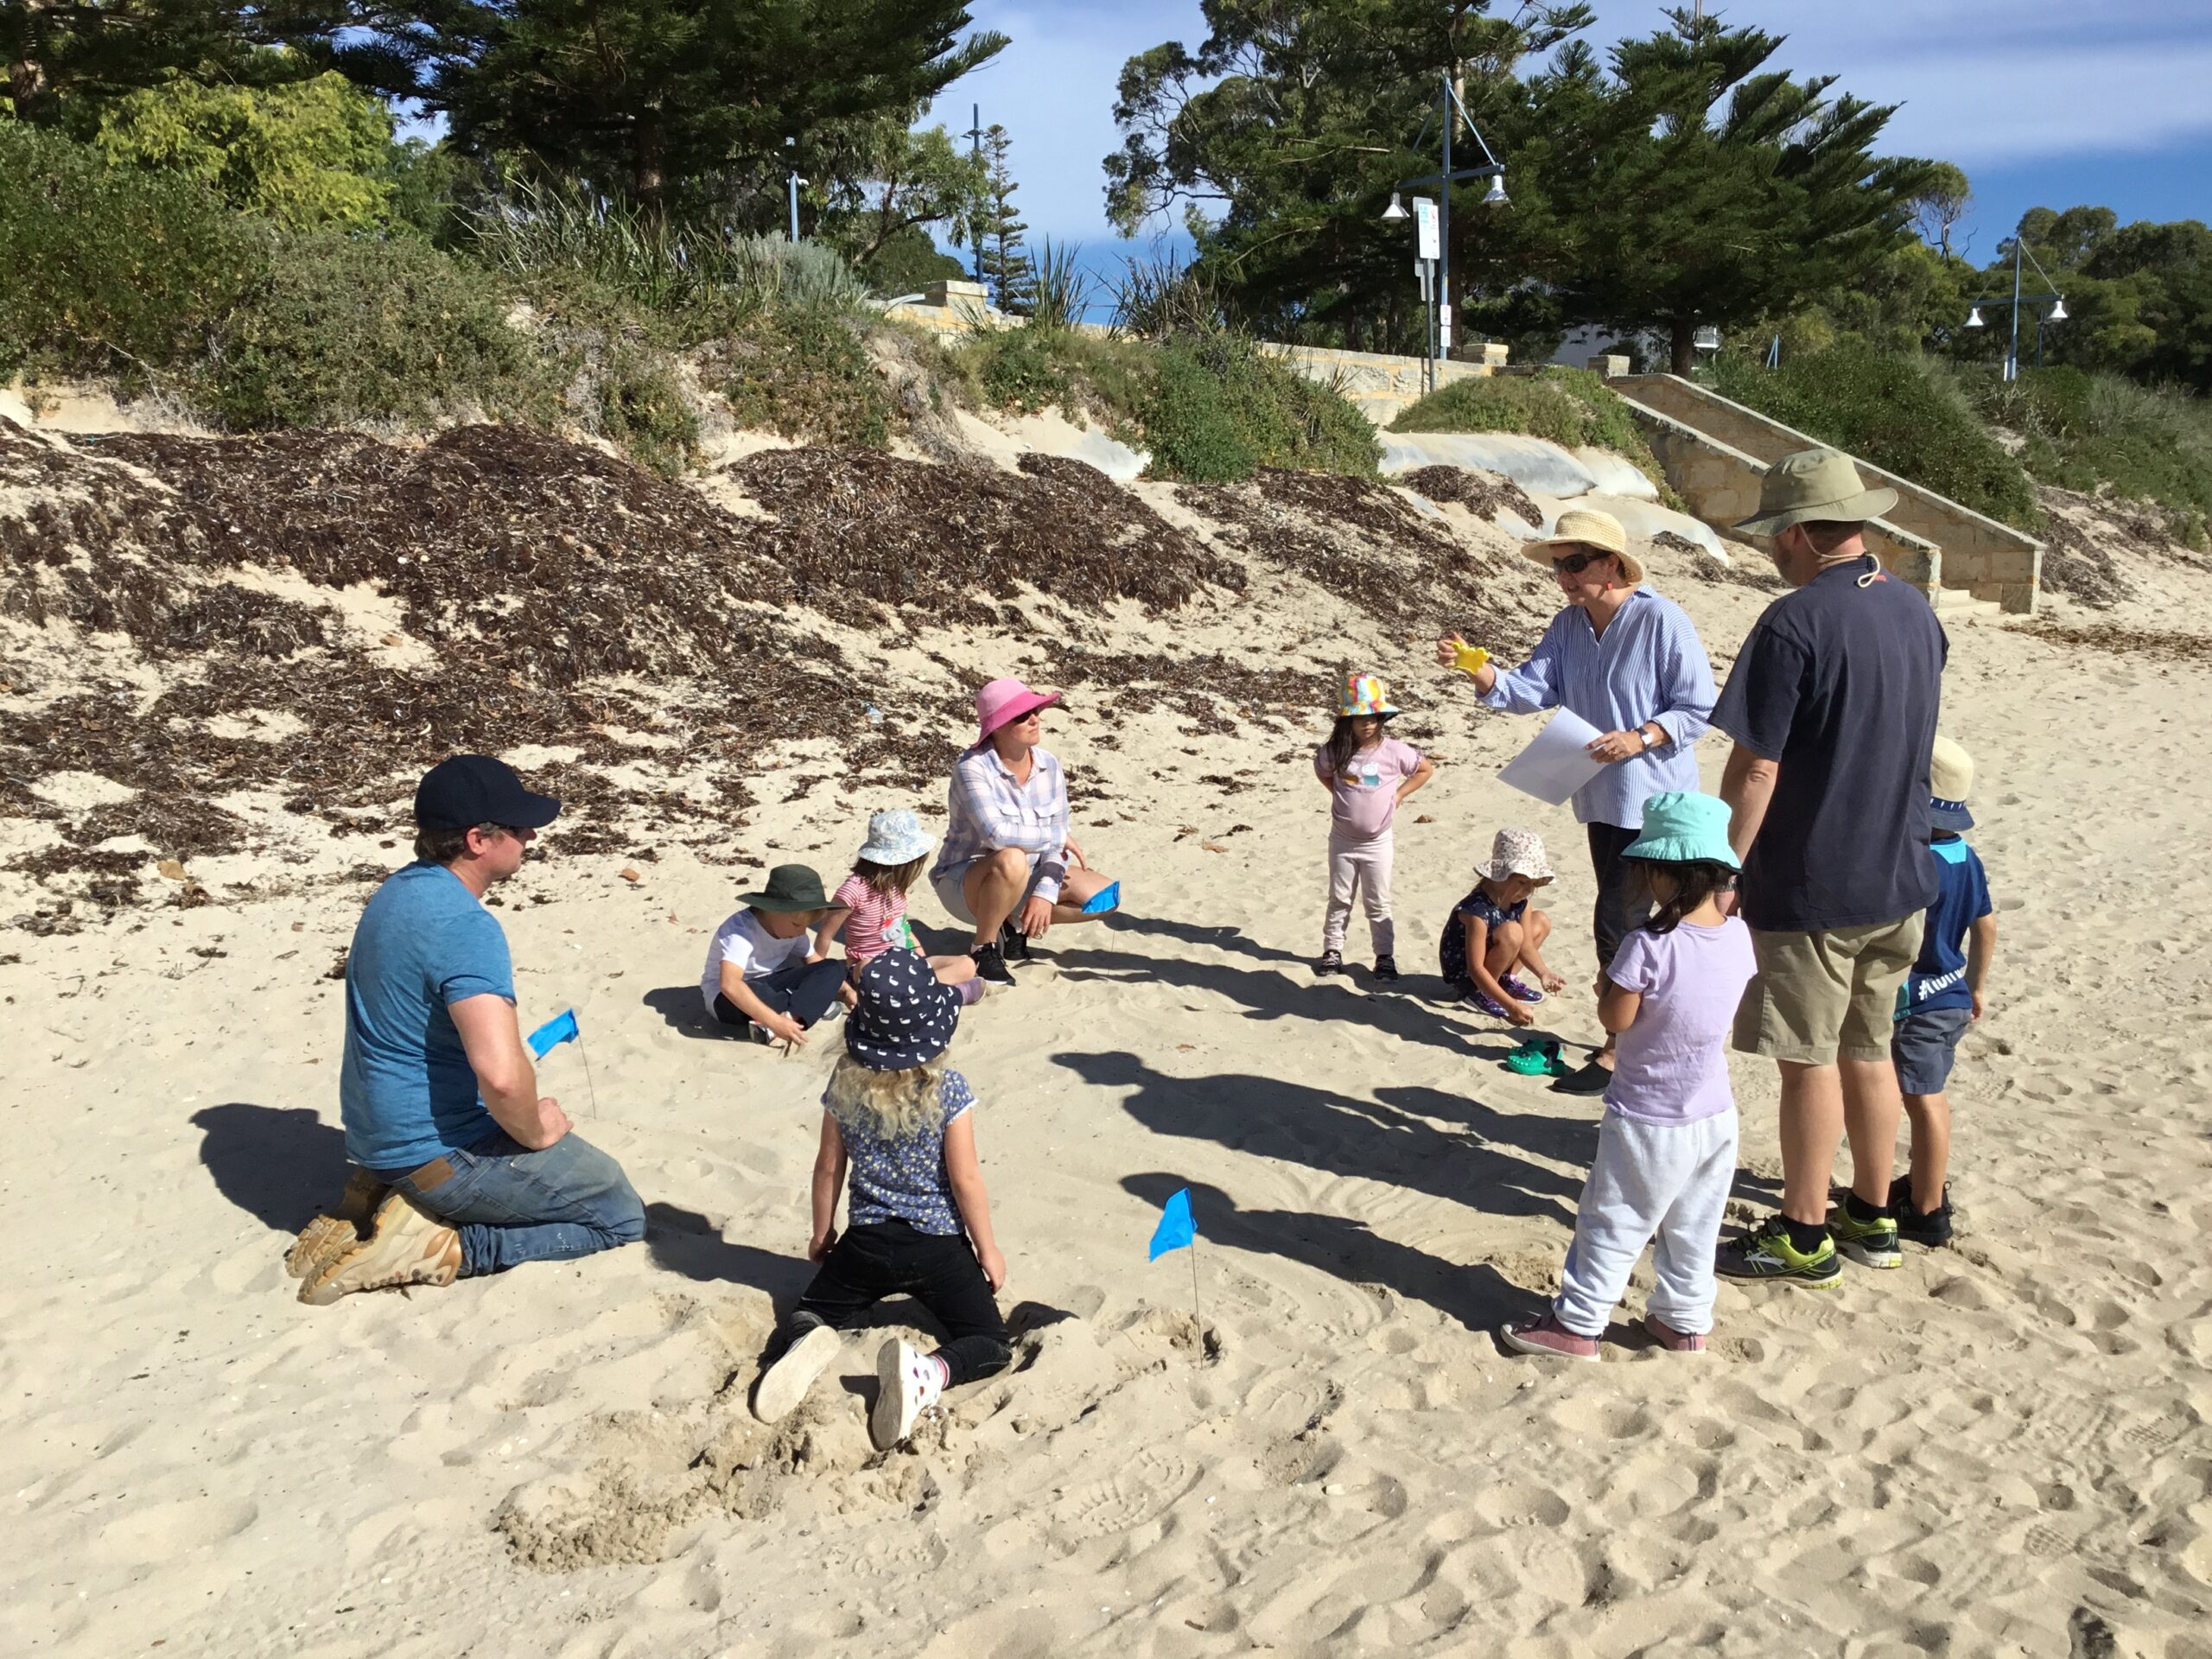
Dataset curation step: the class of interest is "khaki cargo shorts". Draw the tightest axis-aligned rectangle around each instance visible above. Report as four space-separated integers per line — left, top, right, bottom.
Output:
1733 914 1925 1065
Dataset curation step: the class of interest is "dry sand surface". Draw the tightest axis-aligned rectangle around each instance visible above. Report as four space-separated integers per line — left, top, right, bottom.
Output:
3 410 2211 1658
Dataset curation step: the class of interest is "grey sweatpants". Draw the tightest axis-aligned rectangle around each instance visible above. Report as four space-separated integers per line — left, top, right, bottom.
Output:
1554 1109 1738 1338
1322 829 1395 956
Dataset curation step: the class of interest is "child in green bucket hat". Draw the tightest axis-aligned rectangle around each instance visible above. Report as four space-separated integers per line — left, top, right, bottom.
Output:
1502 791 1760 1361
700 863 850 1046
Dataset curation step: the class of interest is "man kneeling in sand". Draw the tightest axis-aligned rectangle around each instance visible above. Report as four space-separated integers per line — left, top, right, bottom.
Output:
290 755 645 1305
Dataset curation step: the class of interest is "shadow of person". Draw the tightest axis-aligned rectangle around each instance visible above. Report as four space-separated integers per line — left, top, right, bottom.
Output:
639 985 739 1041
191 1103 348 1235
1122 1173 1534 1331
644 1203 820 1305
1104 909 1308 969
1058 1050 1581 1224
1050 944 1546 1063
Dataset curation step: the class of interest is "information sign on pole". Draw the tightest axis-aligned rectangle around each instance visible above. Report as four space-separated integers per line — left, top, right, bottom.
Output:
1412 197 1440 263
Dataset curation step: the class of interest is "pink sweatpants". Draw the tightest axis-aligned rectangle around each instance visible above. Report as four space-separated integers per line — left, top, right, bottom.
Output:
1322 830 1395 956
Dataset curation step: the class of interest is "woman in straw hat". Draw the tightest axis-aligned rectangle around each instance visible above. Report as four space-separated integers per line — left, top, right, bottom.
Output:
926 677 1119 987
1436 507 1717 1095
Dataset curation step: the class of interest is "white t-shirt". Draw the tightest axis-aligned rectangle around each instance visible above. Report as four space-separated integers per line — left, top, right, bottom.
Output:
699 910 810 1010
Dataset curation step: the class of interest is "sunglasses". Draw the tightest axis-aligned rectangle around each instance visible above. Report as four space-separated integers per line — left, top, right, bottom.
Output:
1550 550 1608 576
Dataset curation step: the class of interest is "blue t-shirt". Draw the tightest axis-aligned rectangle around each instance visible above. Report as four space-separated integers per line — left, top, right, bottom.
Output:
828 1069 976 1236
339 862 514 1171
1710 558 1947 932
1903 836 1991 1014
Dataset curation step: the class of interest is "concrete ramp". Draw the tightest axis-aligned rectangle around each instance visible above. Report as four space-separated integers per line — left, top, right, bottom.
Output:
1609 373 2042 614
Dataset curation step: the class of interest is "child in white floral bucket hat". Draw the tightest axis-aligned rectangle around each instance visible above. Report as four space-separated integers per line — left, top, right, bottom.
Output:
1312 671 1434 982
1439 828 1565 1024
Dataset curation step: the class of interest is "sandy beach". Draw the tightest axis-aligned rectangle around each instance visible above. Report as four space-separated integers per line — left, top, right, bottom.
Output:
4 406 2211 1658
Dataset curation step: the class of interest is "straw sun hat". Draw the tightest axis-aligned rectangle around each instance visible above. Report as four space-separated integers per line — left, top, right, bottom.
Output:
1733 448 1899 538
1524 508 1644 584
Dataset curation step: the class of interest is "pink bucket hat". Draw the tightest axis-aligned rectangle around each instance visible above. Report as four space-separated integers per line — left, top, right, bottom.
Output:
973 676 1063 744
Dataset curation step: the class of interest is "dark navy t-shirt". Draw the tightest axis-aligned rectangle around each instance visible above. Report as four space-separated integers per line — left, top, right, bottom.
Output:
1904 836 1992 1014
1440 884 1527 983
1711 557 1947 933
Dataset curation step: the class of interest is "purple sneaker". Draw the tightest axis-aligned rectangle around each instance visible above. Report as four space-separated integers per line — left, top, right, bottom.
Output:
1462 986 1512 1019
1499 973 1546 1005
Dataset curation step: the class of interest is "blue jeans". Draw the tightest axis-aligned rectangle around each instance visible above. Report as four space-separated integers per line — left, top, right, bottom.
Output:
378 1129 645 1278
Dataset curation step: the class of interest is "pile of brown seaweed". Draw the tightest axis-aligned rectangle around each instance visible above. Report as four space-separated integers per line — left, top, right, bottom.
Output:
2 416 1519 922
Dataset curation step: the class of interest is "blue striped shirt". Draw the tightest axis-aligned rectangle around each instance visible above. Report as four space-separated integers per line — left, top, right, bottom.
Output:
1478 587 1717 830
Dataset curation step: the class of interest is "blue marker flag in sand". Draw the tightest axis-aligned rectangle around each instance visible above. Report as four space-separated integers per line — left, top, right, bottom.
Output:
1148 1187 1195 1261
527 1008 580 1058
1081 880 1121 916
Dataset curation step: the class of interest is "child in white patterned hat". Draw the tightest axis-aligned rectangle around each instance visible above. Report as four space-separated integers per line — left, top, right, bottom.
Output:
813 808 986 1005
1313 671 1435 982
1439 828 1566 1025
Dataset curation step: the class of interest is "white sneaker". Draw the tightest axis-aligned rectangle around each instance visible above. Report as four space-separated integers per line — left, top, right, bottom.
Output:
870 1338 944 1450
752 1325 842 1424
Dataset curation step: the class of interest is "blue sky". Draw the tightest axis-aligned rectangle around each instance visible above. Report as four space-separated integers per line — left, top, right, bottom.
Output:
946 0 2212 276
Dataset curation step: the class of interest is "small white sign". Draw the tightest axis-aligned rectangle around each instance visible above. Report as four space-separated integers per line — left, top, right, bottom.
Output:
1439 303 1452 349
1412 196 1440 262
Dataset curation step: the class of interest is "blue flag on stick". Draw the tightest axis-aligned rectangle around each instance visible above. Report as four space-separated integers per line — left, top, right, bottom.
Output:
527 1008 580 1058
1148 1188 1195 1261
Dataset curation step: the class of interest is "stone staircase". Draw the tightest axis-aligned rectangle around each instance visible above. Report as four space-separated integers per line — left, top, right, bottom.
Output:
1603 372 2043 616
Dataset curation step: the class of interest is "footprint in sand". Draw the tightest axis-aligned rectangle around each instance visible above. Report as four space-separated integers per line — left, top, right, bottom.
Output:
1046 1447 1200 1546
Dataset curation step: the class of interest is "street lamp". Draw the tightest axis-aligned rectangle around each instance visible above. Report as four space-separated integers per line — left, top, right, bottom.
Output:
784 135 804 243
1389 74 1511 377
1965 236 2065 379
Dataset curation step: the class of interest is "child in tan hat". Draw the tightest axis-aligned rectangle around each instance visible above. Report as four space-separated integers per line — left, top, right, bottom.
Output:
1439 828 1565 1025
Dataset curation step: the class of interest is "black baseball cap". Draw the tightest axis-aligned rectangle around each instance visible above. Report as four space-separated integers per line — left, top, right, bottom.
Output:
413 754 563 832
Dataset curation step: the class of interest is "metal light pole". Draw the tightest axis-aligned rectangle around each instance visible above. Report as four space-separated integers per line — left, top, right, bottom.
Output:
1964 237 2066 382
967 104 985 286
1394 73 1508 374
784 135 803 242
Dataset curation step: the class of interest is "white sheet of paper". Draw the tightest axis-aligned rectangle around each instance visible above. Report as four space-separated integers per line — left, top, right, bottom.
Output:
1497 707 1607 805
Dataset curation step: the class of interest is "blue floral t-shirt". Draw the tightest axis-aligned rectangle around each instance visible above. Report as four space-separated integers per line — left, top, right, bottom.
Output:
1439 883 1528 985
827 1068 976 1236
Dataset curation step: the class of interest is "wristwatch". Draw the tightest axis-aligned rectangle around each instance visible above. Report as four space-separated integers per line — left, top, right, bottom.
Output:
1638 726 1657 750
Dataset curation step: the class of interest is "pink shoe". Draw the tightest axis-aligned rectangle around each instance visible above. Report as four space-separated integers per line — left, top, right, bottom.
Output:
1498 1313 1599 1363
1641 1314 1707 1353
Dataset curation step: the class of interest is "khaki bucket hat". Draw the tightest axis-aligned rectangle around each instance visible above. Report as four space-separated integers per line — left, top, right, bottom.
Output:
1524 508 1645 584
1733 448 1899 537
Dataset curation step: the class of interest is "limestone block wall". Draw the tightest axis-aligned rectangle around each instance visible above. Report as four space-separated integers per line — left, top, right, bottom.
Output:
1636 407 1942 596
1615 374 2040 613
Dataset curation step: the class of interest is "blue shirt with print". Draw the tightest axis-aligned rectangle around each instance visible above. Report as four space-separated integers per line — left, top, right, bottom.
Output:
339 861 514 1171
1904 836 1992 1015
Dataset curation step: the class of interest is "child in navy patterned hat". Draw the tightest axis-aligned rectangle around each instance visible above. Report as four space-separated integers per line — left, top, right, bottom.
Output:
749 949 1011 1450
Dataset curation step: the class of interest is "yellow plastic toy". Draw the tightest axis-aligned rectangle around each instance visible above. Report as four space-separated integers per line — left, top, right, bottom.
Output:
1452 642 1490 676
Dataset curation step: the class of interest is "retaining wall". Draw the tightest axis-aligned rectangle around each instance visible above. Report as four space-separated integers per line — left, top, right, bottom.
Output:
1635 407 1942 596
1259 342 1509 428
1614 374 2040 613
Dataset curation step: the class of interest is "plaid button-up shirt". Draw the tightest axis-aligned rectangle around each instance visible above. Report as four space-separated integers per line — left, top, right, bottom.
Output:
929 745 1071 902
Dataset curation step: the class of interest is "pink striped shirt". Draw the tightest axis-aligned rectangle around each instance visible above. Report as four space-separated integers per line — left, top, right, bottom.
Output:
833 874 916 968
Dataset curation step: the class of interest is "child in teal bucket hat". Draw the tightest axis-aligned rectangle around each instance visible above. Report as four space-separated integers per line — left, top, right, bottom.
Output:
1502 791 1760 1361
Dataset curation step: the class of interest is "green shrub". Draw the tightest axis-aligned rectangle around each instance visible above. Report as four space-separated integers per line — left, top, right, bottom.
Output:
1390 366 1670 493
971 326 1075 413
954 327 1155 429
597 347 698 475
1711 345 2041 531
708 305 891 447
201 232 545 429
1141 334 1377 481
0 121 267 379
1961 364 2212 535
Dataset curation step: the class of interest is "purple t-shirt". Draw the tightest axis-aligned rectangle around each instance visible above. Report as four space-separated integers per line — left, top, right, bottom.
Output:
1604 916 1758 1125
1313 736 1423 840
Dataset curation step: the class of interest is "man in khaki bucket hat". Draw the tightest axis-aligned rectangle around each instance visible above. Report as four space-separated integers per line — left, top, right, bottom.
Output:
1708 448 1948 1290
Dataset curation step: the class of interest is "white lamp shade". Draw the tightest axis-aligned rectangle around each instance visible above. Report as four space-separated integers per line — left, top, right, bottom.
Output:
1965 307 1985 328
1382 191 1408 221
1484 174 1509 207
2048 298 2068 321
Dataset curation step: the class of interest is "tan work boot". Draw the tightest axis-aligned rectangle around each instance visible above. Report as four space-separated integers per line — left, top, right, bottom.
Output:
284 1167 391 1280
299 1192 462 1306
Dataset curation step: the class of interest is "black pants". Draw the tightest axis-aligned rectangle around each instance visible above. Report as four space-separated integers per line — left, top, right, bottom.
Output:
1586 821 1652 973
712 957 847 1031
789 1220 1011 1387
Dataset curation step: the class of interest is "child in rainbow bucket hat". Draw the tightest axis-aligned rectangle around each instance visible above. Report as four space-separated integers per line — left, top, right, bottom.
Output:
1312 671 1435 981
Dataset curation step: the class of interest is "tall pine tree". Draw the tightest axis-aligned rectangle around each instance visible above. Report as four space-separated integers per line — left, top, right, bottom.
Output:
974 123 1032 313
